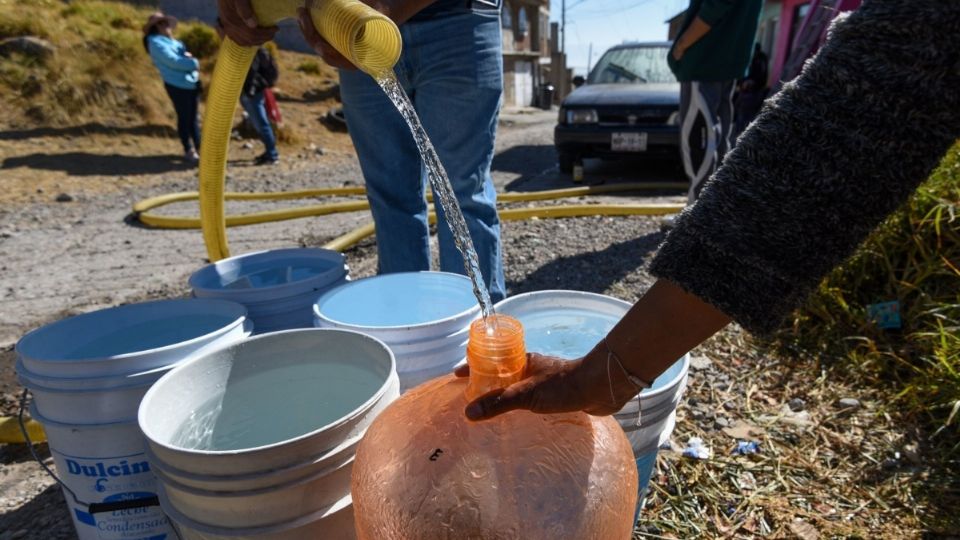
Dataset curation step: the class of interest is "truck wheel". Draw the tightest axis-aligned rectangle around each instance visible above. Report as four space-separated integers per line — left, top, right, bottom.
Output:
558 152 575 174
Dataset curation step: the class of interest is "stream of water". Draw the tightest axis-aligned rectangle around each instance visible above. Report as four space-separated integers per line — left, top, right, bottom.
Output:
376 73 497 326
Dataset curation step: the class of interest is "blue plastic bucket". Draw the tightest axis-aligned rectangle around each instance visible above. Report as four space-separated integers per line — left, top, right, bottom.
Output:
313 272 480 392
190 248 349 334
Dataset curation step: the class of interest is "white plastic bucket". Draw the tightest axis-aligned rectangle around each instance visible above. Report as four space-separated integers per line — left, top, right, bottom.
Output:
30 404 175 540
160 491 356 540
143 434 362 492
14 299 252 540
17 317 251 425
494 290 689 502
16 298 250 377
313 272 480 392
190 249 349 334
18 361 172 425
139 329 398 536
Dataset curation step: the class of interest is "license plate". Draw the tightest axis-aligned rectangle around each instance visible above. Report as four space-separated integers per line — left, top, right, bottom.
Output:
611 132 648 152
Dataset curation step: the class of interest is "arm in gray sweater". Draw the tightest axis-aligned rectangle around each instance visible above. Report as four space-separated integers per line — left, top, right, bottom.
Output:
460 0 960 421
650 0 960 335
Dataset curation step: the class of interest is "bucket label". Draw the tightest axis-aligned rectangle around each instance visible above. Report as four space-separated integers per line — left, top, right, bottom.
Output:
51 450 173 540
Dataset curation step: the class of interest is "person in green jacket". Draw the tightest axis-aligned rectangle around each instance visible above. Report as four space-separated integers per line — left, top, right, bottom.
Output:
668 0 762 204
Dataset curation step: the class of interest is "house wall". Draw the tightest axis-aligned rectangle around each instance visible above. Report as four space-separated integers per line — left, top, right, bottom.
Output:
502 0 551 107
503 57 535 107
770 0 860 85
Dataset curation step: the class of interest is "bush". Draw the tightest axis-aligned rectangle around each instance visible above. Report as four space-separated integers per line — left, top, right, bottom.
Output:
773 143 960 446
296 60 321 75
176 22 220 59
60 1 140 29
0 15 50 39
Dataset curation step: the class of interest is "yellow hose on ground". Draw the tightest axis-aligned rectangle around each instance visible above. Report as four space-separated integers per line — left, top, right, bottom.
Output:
0 416 45 444
136 182 687 229
321 203 684 251
198 0 400 261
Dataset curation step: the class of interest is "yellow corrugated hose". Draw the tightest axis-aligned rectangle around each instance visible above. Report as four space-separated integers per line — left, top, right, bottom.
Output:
198 0 401 261
198 38 255 261
320 202 684 252
137 182 686 229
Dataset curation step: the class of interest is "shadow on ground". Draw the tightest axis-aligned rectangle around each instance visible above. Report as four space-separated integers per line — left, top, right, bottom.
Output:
0 123 176 141
492 144 558 188
508 230 663 295
496 144 687 193
0 482 74 539
2 153 194 176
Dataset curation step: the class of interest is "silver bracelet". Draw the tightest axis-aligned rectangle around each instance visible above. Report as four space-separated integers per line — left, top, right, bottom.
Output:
603 338 651 391
603 338 651 427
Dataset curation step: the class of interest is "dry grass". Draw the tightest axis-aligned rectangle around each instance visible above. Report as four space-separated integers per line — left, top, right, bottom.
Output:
638 326 957 539
640 147 959 537
0 0 170 127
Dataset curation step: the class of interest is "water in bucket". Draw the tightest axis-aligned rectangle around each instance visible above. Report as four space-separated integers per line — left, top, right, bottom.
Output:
222 264 328 289
170 361 386 451
139 329 399 538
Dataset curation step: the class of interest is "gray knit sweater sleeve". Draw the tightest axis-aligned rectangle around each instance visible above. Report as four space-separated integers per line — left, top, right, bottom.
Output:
649 0 960 335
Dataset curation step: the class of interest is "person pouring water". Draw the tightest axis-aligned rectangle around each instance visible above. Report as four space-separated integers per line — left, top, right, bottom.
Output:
218 0 507 303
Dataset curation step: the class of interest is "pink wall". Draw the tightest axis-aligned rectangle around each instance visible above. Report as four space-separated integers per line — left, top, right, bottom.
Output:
769 0 861 85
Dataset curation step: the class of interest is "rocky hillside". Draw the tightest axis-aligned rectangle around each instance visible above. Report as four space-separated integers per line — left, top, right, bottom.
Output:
0 0 341 133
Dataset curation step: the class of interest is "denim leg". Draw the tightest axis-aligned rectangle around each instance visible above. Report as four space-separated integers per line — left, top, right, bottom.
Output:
340 62 431 273
406 11 506 302
187 87 200 151
164 84 193 153
240 92 278 160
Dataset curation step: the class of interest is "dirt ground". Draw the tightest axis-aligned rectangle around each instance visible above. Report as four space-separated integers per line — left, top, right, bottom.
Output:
0 107 955 539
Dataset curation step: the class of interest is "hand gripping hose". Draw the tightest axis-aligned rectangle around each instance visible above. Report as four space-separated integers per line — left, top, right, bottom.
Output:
199 0 401 261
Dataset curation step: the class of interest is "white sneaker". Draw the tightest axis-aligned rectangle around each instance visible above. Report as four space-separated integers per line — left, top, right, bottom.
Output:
185 150 199 162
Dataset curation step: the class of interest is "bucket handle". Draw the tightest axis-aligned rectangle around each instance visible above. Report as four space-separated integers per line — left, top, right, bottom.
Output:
17 389 183 538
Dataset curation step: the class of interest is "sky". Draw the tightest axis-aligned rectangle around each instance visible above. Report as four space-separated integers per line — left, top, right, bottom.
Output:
549 0 690 75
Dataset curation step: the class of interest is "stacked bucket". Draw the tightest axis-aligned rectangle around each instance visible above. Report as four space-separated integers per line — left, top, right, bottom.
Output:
15 299 251 540
495 290 689 515
190 248 349 334
313 272 480 393
138 329 399 540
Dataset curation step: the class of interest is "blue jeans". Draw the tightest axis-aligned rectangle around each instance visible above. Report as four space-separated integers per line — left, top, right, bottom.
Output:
164 83 200 153
340 8 506 302
240 90 278 160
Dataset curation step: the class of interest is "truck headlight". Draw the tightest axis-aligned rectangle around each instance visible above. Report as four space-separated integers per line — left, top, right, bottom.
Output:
566 109 598 124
